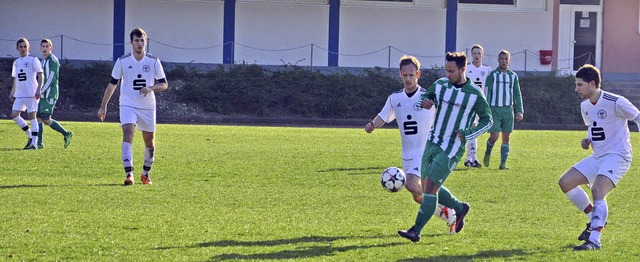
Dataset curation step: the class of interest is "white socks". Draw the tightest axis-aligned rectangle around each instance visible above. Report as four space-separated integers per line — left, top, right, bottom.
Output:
30 119 38 146
122 142 133 174
13 116 31 138
467 138 477 162
565 187 592 219
143 147 155 175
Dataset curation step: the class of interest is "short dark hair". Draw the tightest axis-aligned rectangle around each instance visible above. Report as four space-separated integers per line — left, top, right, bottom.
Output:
130 28 147 41
41 38 52 46
576 64 601 89
445 52 467 69
399 55 420 71
498 50 511 57
16 38 29 47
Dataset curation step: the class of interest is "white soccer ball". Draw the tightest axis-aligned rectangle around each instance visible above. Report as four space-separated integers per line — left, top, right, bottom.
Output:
380 167 406 192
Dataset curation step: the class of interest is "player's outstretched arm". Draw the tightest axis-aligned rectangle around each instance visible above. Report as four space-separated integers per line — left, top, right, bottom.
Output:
98 83 117 121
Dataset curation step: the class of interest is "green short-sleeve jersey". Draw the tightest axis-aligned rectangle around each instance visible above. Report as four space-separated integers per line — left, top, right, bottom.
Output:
420 77 493 158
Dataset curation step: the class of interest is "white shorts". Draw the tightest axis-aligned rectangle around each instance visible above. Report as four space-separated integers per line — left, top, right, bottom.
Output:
119 106 156 132
402 155 423 178
573 154 630 186
12 98 38 113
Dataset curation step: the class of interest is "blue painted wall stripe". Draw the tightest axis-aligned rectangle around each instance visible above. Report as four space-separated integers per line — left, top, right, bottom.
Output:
328 0 340 67
223 0 236 64
113 0 125 61
445 0 457 53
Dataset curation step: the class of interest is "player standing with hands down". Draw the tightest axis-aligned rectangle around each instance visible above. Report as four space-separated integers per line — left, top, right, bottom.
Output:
482 50 523 170
10 38 43 150
365 55 456 233
98 28 168 186
398 52 492 242
37 38 73 149
558 64 640 251
464 44 491 168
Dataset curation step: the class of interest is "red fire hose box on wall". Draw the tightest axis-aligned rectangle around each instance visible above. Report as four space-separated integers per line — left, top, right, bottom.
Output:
539 50 552 65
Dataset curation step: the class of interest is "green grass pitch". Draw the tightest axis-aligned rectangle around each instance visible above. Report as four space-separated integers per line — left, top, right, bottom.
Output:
1 120 639 261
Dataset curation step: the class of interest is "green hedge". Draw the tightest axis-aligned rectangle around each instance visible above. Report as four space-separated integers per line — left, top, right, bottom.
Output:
1 59 582 125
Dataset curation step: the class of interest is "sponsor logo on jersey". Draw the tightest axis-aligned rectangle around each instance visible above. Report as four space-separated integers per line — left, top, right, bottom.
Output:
597 109 607 119
128 65 133 69
442 99 462 109
413 102 422 111
397 103 402 107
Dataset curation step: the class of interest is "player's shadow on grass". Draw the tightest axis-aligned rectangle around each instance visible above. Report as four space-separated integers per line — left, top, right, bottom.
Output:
0 184 122 189
199 236 349 247
157 235 407 260
0 184 48 189
205 235 405 261
398 249 530 261
209 242 402 261
0 147 27 151
317 166 385 175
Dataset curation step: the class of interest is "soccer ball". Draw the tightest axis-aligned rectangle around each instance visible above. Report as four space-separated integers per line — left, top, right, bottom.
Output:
380 167 406 192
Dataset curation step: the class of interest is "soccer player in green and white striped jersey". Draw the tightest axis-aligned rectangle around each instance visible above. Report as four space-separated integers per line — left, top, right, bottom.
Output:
37 38 73 149
398 52 492 242
482 50 524 170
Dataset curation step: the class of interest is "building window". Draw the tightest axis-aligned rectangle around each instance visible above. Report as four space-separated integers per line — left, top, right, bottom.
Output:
459 0 515 5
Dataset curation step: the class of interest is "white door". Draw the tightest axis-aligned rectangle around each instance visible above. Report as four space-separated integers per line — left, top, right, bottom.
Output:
558 4 602 74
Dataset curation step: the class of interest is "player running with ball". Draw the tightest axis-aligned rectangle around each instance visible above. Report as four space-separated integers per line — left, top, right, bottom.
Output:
397 52 493 242
365 55 456 233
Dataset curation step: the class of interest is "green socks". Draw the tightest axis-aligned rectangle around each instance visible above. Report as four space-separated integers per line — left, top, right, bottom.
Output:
414 193 437 233
485 141 494 155
37 122 44 145
39 120 69 146
49 120 68 135
437 186 464 213
500 144 510 167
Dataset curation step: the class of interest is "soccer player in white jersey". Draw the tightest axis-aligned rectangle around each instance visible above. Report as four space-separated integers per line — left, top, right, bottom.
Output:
365 55 456 233
10 38 43 150
558 64 640 251
464 44 492 168
398 52 493 242
98 28 168 186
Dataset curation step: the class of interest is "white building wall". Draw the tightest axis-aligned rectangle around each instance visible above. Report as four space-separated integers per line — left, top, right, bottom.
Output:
0 0 553 71
235 2 328 66
0 0 113 60
126 0 224 63
457 0 554 71
340 5 446 69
